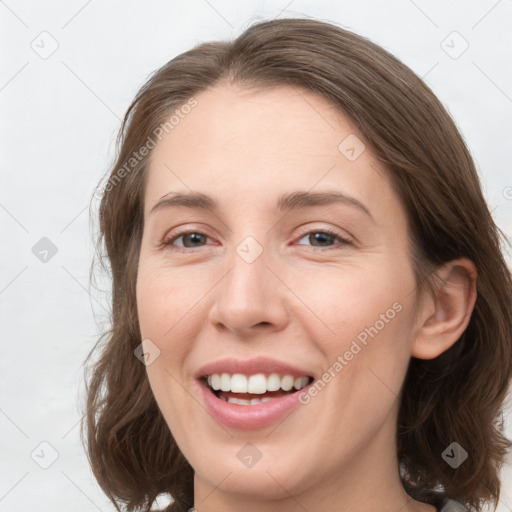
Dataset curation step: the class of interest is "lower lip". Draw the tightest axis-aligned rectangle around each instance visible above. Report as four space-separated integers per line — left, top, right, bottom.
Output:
197 379 311 430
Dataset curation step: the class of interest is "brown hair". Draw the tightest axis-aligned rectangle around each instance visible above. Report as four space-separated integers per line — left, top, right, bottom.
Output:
82 16 512 512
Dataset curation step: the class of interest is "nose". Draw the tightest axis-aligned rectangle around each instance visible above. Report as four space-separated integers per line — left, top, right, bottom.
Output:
208 241 290 337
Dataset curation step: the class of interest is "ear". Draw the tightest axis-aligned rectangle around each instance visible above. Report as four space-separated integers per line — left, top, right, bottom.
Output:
411 258 477 360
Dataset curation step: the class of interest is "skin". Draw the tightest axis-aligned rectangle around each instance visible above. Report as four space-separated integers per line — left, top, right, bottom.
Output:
136 83 477 512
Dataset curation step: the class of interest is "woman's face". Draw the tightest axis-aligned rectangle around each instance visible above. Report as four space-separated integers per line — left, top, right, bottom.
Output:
136 84 426 508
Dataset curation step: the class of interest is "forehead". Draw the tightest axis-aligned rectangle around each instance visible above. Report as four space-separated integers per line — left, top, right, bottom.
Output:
151 83 372 161
145 83 396 219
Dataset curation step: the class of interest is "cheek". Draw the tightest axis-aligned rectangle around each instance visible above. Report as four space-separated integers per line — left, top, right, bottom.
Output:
291 258 416 402
290 258 413 337
136 259 217 420
136 264 200 436
136 260 209 342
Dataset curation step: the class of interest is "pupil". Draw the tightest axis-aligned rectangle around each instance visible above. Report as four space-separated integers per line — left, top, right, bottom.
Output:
311 233 332 246
185 233 205 247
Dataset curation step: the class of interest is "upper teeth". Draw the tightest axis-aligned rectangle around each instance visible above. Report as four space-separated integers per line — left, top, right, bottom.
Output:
207 373 310 394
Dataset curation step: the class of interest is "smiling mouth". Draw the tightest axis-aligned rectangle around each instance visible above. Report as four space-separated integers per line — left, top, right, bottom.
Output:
202 373 314 406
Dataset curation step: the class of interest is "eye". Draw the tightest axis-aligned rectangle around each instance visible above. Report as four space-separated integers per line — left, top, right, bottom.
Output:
295 229 351 249
161 228 352 252
162 230 212 250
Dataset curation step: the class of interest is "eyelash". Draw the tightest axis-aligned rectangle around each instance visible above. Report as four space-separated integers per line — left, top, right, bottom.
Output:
161 228 352 252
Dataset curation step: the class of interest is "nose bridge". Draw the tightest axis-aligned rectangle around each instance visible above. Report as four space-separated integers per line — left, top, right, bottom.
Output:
209 233 288 334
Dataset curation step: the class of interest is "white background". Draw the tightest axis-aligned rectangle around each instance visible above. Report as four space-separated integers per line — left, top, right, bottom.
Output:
1 0 511 510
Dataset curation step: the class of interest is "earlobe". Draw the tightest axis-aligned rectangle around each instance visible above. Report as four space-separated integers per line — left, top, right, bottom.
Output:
411 258 477 360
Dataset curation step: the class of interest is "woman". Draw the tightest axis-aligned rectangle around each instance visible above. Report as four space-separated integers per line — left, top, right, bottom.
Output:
83 17 512 512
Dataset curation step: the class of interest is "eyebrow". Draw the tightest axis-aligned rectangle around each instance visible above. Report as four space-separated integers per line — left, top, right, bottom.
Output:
149 190 373 220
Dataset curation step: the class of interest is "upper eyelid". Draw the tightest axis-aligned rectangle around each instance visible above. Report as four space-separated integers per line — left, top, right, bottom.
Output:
163 225 349 238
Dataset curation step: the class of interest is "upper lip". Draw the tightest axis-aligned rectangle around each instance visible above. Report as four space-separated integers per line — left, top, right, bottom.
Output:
195 356 315 380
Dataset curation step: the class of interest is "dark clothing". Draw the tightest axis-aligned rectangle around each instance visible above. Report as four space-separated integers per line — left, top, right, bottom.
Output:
405 488 467 512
